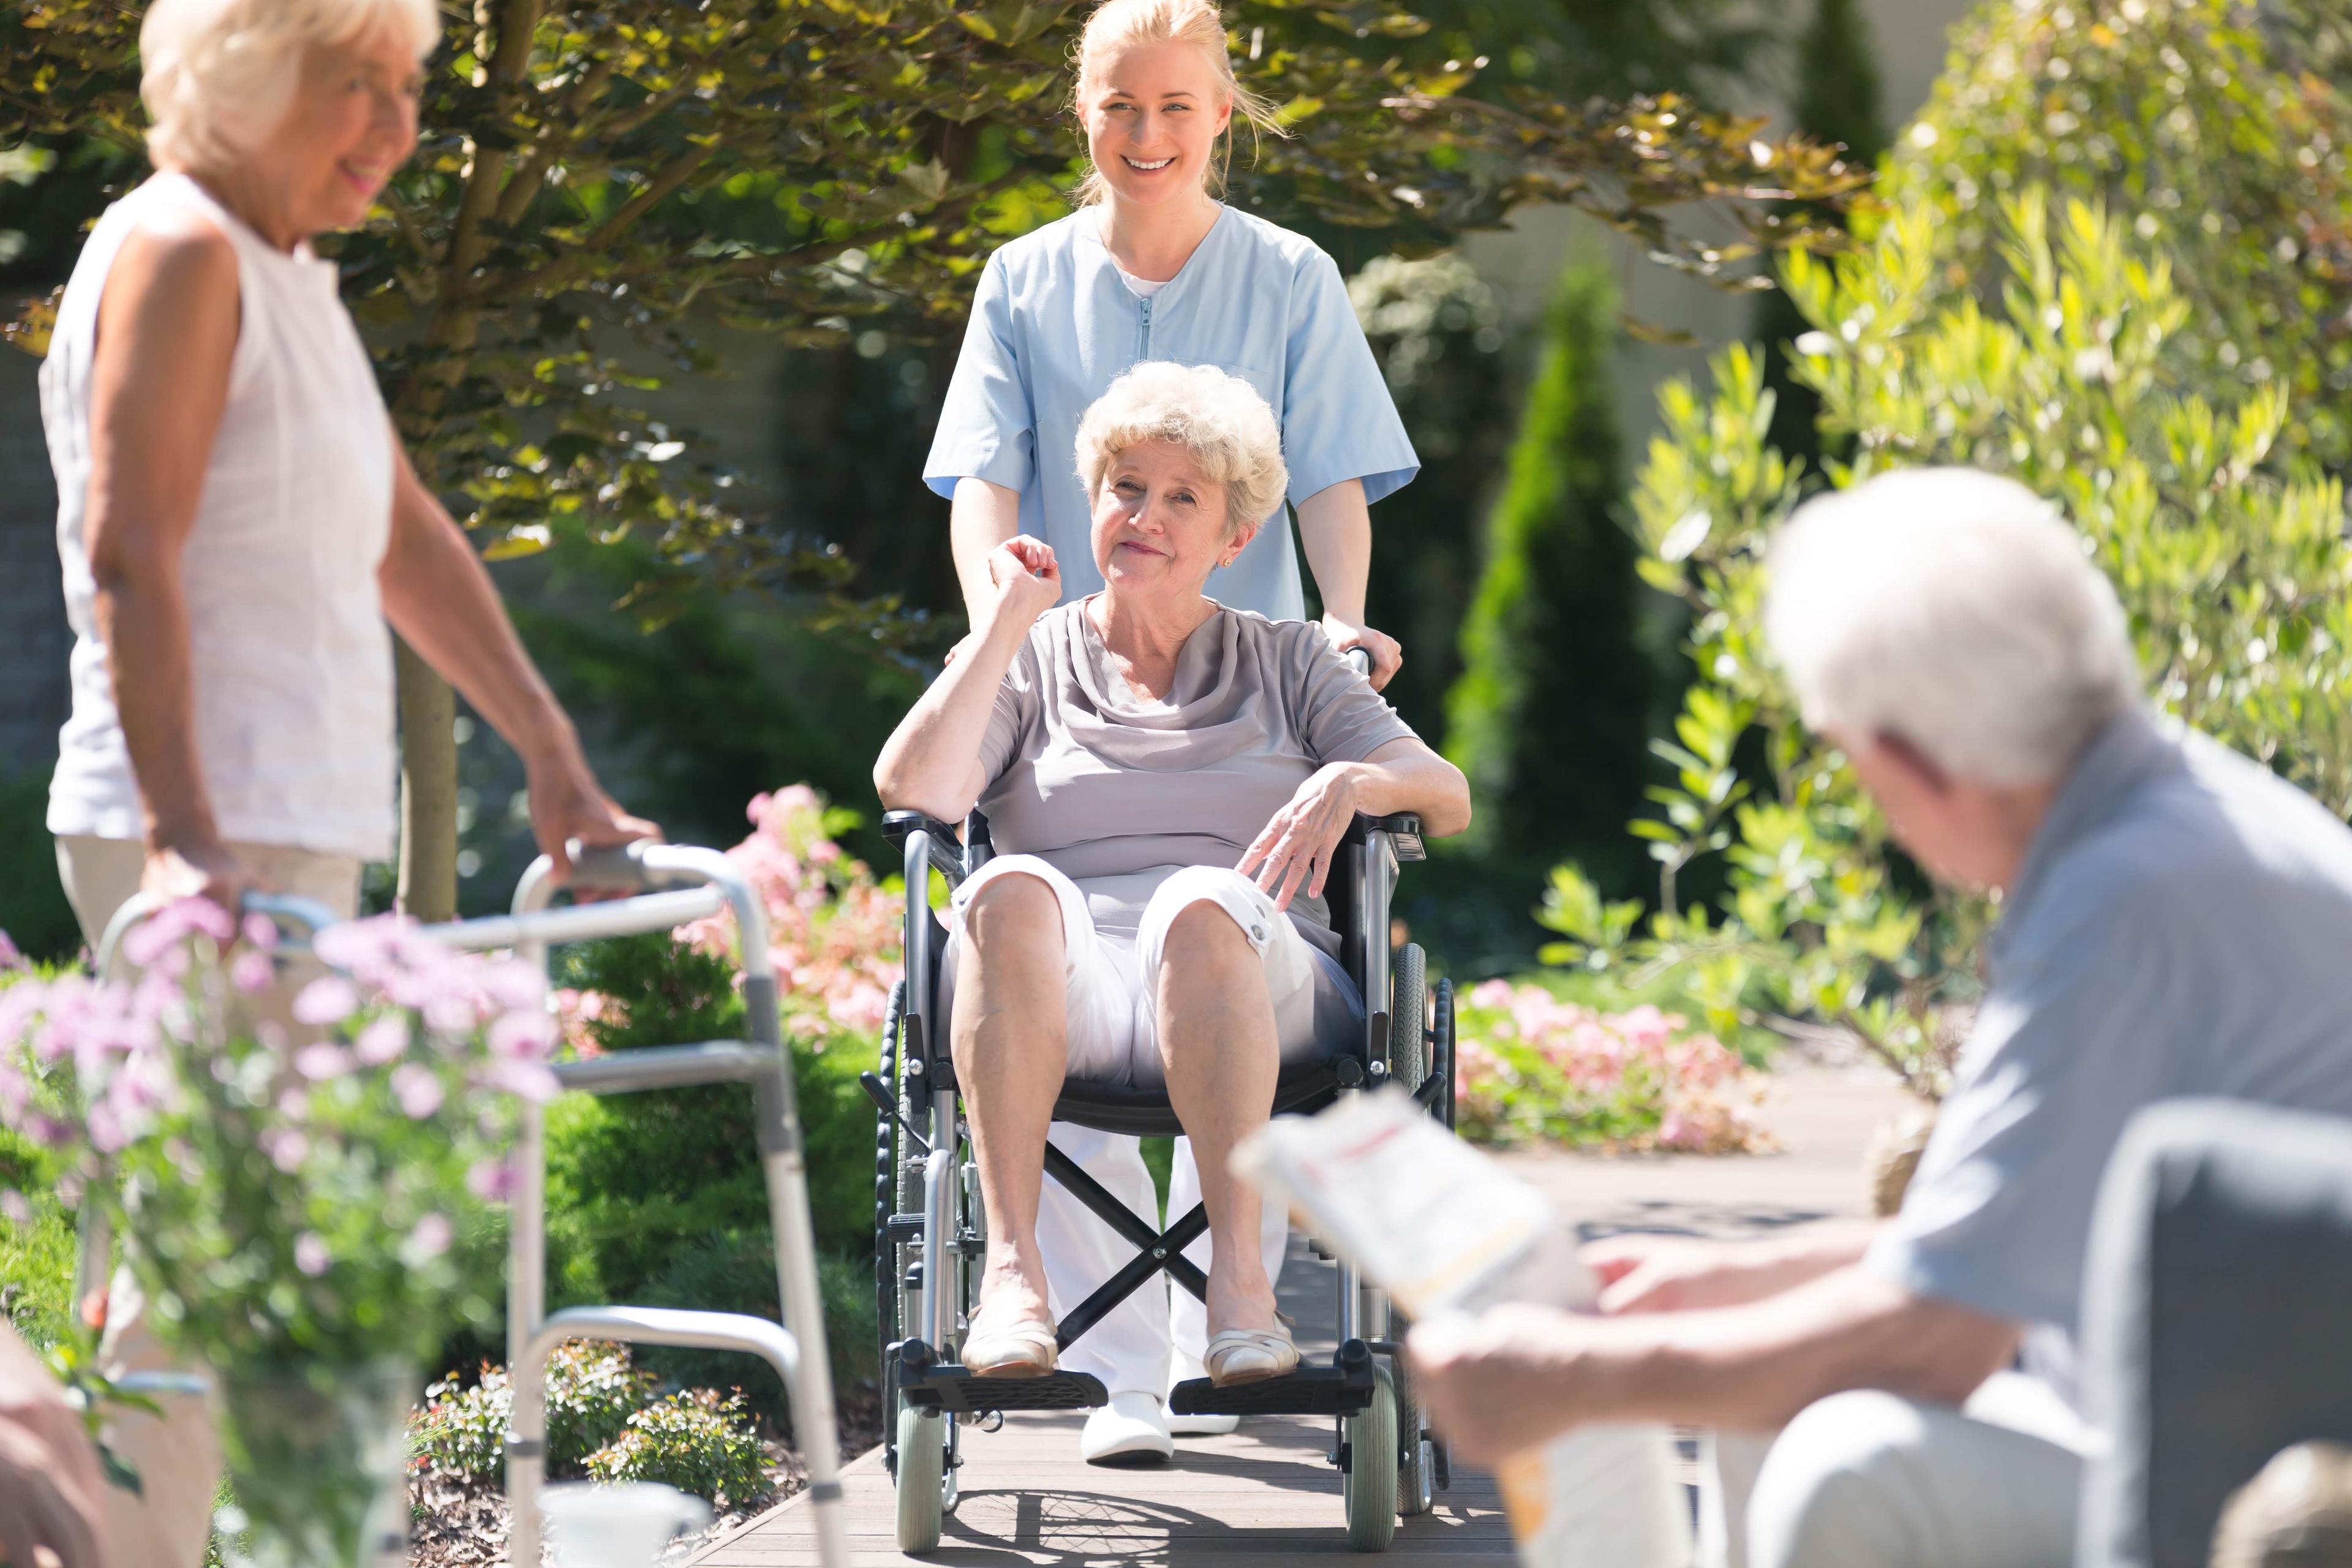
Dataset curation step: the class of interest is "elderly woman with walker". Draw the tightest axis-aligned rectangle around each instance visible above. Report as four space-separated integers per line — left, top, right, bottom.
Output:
922 0 1420 1466
38 0 654 1561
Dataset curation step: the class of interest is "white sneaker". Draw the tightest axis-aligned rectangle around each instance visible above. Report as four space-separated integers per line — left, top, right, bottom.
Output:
1166 1409 1240 1437
1080 1390 1174 1466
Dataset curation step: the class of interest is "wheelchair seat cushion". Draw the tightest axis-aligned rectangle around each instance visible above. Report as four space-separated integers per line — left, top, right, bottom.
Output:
939 855 1363 1098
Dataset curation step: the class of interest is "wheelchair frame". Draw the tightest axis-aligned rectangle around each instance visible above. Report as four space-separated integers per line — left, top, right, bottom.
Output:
869 804 1458 1553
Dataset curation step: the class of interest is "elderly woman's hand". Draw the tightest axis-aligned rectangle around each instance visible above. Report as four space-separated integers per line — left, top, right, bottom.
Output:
981 537 1062 636
523 737 663 885
1237 761 1365 911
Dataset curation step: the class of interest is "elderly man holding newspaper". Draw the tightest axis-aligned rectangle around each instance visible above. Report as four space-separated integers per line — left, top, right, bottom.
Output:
1409 467 2352 1568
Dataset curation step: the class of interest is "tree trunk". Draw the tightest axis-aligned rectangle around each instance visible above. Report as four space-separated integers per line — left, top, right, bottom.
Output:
396 638 459 922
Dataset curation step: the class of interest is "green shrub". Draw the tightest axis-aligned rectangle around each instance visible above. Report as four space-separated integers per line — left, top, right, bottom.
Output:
1549 193 2350 1096
1444 260 1651 888
1885 0 2352 472
0 770 82 963
409 1341 654 1483
582 1389 771 1509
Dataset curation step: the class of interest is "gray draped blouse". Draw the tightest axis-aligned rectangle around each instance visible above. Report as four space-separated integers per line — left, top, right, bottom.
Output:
976 600 1419 948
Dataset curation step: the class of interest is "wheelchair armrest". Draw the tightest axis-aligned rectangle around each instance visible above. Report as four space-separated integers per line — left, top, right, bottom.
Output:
1344 812 1426 862
883 809 970 884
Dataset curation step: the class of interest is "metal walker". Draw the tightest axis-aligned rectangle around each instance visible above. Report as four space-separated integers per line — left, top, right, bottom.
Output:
447 839 849 1568
79 845 852 1568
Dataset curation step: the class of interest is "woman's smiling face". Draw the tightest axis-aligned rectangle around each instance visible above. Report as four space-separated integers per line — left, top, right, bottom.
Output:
1080 41 1232 209
1090 440 1253 600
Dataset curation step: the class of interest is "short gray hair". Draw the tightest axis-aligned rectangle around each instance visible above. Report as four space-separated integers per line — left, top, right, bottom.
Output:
141 0 440 173
1765 467 2142 786
1074 361 1288 540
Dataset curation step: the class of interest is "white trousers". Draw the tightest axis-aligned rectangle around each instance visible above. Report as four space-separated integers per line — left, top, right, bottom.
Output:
1038 1128 1290 1397
1702 1374 2089 1568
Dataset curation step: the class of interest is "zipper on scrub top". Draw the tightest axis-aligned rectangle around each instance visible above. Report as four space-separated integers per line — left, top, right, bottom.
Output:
1139 295 1152 359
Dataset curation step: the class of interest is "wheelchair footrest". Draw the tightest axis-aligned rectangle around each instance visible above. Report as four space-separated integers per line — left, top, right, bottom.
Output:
895 1341 1107 1416
1168 1339 1377 1418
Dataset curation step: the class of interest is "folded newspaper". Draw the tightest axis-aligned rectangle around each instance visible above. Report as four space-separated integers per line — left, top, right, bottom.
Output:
1235 1087 1690 1568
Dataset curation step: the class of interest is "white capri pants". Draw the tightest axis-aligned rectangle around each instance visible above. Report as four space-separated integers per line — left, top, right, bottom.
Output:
940 856 1359 1088
940 856 1363 1395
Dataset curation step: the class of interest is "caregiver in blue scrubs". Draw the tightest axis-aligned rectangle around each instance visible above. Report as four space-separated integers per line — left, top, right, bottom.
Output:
922 0 1419 1469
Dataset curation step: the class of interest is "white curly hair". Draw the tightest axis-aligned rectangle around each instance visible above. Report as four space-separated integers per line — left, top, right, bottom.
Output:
141 0 440 173
1074 361 1288 540
1766 467 2143 785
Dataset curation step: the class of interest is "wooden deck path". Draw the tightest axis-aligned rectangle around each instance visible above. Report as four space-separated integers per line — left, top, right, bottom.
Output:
693 1061 1911 1567
692 1234 1512 1566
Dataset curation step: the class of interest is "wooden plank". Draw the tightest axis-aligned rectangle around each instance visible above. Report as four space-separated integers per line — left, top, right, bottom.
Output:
693 1236 1515 1566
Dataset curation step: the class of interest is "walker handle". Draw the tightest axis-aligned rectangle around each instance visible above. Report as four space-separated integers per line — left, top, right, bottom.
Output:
565 838 676 894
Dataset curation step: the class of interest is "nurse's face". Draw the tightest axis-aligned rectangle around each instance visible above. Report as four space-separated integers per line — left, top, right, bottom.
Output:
1091 440 1257 602
1080 42 1234 208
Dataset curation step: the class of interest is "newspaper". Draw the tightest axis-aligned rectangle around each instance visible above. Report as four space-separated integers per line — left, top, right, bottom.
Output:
1236 1087 1690 1568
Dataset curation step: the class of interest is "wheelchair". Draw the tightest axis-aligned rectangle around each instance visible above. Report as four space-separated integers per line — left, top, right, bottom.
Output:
867 797 1459 1554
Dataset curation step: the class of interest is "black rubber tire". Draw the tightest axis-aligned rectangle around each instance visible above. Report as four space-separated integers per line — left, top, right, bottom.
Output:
1342 1365 1400 1551
1388 944 1427 1091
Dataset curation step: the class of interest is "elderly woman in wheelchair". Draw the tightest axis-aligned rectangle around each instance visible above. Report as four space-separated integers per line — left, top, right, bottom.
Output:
873 361 1469 1391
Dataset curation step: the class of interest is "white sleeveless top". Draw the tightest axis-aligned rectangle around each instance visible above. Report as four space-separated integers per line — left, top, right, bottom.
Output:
42 173 397 861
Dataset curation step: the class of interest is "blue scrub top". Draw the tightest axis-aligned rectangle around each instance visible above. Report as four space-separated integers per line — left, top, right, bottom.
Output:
923 205 1419 622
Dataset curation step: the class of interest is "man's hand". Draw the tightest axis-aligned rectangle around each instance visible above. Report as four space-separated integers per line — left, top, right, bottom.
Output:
1586 1224 1883 1316
1407 1305 1604 1466
525 745 662 885
1586 1234 1779 1315
0 1329 105 1568
138 839 254 919
1321 614 1401 692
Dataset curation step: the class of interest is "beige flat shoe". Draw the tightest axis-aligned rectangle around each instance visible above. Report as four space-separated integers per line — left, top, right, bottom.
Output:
962 1317 1058 1378
1204 1326 1299 1388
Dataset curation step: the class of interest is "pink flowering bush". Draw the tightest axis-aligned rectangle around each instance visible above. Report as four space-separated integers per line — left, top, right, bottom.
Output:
555 785 902 1058
0 902 543 1370
1453 980 1773 1154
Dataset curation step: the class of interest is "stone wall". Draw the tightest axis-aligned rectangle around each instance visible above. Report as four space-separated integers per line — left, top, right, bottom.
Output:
0 338 66 782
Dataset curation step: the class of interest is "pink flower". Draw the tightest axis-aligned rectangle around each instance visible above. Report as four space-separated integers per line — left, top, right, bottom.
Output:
292 976 359 1027
467 1159 514 1200
0 1189 29 1227
405 1213 454 1261
259 1126 310 1173
293 1044 353 1081
0 931 22 973
294 1233 331 1276
354 1015 410 1065
391 1064 443 1119
477 1059 559 1104
488 1011 555 1062
239 913 279 951
228 950 277 995
121 897 235 967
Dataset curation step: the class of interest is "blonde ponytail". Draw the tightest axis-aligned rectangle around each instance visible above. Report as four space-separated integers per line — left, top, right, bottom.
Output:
1069 0 1289 206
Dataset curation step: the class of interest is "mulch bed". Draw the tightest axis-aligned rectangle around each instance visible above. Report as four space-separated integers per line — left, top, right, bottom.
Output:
409 1382 885 1566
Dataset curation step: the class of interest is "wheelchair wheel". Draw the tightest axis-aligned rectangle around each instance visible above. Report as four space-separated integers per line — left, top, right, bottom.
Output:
894 1405 949 1553
1388 943 1427 1089
1343 1363 1400 1551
